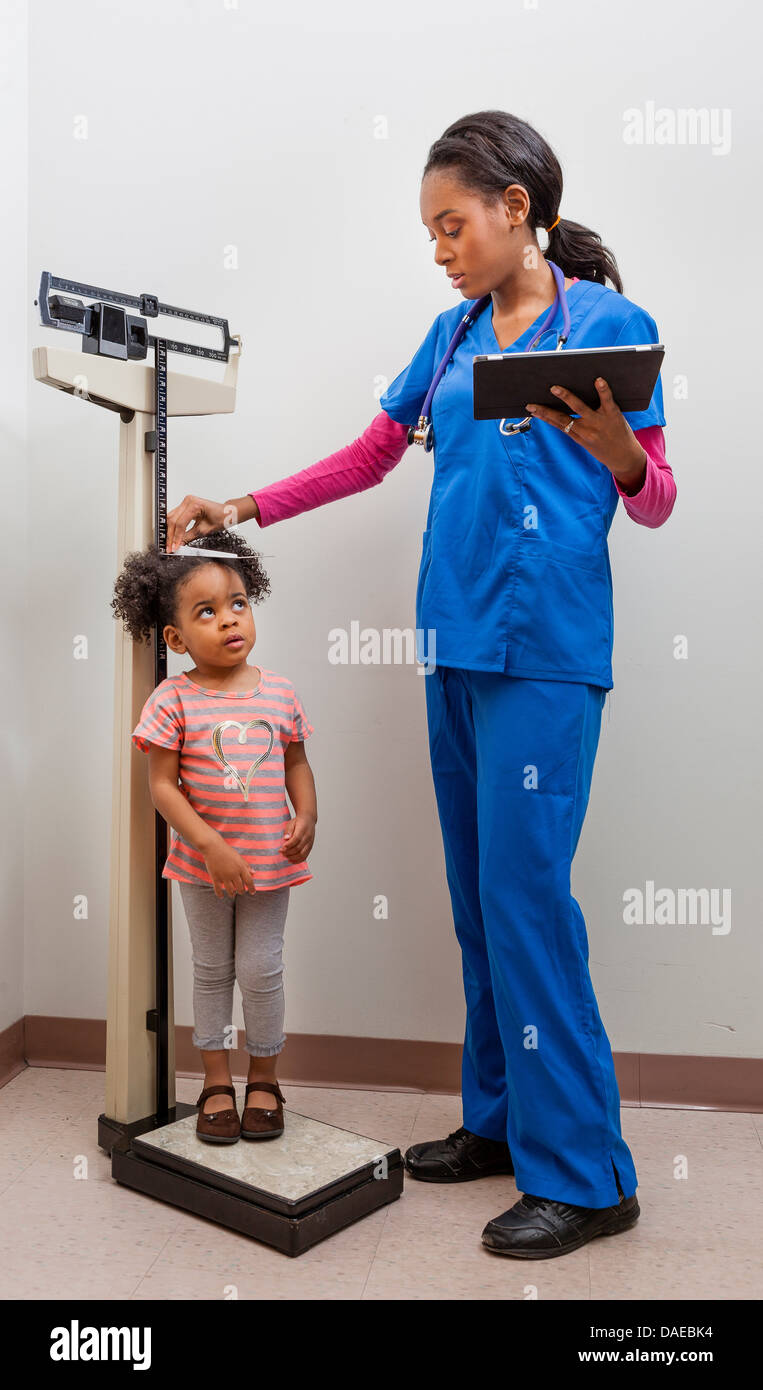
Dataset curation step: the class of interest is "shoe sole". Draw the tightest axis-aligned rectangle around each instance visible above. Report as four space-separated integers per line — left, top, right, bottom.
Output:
404 1161 514 1183
196 1132 240 1145
481 1201 641 1258
239 1128 284 1141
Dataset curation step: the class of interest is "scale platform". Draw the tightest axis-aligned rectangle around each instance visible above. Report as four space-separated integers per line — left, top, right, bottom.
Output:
100 1105 404 1257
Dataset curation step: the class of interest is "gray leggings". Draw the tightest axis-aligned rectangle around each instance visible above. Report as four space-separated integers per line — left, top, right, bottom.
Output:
178 881 290 1057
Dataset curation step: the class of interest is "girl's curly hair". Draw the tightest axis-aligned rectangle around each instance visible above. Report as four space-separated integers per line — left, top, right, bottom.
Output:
111 529 271 644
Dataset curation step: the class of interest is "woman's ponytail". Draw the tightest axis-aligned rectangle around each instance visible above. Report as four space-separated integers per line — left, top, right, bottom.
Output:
545 216 622 293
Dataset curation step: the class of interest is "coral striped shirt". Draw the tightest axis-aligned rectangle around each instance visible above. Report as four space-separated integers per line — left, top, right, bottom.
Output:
131 666 315 890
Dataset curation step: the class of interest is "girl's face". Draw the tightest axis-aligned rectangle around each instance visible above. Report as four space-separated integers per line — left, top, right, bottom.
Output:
420 168 534 299
163 562 255 667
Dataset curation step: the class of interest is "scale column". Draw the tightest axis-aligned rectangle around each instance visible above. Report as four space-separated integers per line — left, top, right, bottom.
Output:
104 407 177 1127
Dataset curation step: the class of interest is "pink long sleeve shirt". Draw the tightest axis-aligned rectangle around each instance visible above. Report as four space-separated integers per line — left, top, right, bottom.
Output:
250 411 675 530
250 273 675 532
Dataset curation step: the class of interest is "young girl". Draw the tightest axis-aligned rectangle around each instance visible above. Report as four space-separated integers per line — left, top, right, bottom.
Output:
111 529 317 1145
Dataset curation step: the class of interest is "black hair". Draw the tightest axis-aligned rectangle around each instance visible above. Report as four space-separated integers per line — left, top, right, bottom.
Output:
421 110 623 293
111 529 271 645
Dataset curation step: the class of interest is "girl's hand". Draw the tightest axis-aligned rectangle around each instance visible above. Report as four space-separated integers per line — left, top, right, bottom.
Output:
525 378 647 486
165 495 230 553
282 813 316 862
203 837 256 899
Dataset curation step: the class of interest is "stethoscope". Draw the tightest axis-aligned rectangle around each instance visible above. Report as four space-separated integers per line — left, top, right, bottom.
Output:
407 260 571 451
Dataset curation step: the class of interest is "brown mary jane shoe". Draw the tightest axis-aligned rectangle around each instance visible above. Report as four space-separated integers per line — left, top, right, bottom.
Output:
195 1084 240 1144
240 1080 286 1140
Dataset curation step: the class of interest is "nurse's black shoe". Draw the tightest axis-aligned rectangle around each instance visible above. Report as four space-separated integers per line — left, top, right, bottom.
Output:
481 1190 640 1259
404 1126 514 1182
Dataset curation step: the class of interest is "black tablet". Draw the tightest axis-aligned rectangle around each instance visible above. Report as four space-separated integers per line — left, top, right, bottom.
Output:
472 344 664 421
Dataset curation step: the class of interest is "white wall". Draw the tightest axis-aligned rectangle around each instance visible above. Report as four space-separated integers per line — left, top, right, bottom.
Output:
0 0 28 1034
18 0 761 1058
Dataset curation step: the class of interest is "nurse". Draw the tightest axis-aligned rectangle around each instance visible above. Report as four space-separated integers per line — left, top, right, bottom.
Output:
166 109 676 1260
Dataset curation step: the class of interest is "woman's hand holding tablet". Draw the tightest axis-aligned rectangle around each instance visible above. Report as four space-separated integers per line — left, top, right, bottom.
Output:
525 377 648 489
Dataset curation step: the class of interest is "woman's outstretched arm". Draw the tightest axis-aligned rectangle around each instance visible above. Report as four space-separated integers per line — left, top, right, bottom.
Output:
167 413 674 545
251 411 410 526
165 411 411 548
231 411 411 528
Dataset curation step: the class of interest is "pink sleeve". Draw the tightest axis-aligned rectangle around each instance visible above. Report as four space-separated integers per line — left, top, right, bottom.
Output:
251 411 410 527
614 426 676 528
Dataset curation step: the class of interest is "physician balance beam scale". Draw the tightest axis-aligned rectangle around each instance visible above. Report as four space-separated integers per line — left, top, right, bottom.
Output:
32 273 402 1256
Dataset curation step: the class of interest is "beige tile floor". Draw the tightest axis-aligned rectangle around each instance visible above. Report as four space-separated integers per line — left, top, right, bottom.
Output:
0 1065 760 1300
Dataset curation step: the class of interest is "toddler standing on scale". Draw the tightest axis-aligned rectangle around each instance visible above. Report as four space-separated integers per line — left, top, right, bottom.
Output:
111 530 317 1143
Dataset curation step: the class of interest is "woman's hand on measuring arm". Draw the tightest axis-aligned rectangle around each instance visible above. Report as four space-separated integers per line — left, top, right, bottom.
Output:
164 493 260 552
525 378 648 493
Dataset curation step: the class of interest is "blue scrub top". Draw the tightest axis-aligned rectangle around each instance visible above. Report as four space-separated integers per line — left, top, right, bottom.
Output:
379 279 666 690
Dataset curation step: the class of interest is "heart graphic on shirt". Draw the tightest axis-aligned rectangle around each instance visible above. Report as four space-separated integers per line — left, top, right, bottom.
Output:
210 719 274 802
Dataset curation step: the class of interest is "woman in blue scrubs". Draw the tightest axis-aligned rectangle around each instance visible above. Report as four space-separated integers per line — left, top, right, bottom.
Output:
166 110 673 1260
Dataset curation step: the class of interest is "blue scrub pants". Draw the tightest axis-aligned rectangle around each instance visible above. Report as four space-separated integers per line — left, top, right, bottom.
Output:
424 666 638 1209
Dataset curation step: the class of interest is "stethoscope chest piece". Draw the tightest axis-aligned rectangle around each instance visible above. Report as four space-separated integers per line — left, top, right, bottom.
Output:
498 416 533 436
408 418 435 450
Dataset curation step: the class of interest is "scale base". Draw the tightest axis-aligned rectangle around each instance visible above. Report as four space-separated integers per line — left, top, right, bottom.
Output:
98 1105 198 1153
98 1107 403 1257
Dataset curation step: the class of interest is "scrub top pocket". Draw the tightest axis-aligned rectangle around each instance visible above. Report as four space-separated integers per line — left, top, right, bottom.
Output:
508 536 613 680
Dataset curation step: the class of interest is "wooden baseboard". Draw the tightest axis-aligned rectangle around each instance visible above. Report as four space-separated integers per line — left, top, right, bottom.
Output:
1 1015 761 1111
0 1018 26 1091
